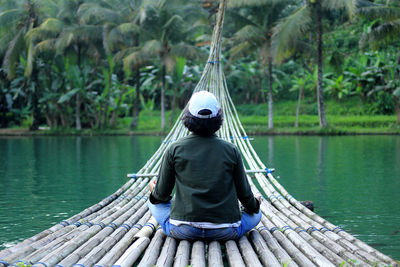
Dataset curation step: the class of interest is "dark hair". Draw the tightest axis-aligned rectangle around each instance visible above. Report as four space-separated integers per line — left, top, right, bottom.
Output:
182 109 224 136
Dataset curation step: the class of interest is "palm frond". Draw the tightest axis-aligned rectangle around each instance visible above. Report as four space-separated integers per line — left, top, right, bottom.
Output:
142 40 163 56
74 25 104 42
170 43 202 60
37 0 60 18
116 23 141 35
225 10 258 27
0 30 17 58
105 27 127 52
183 23 210 41
324 0 358 18
34 39 57 54
39 18 64 33
2 29 25 79
228 0 283 8
232 25 264 44
55 30 76 53
77 3 122 25
113 47 141 63
123 50 152 70
230 41 254 61
0 9 24 28
358 5 400 21
27 18 63 42
362 19 400 48
137 5 149 24
86 43 102 63
164 54 176 74
163 14 184 32
272 5 312 64
83 0 114 10
25 37 35 77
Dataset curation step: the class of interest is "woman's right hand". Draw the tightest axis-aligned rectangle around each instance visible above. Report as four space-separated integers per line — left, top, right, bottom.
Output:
149 180 157 192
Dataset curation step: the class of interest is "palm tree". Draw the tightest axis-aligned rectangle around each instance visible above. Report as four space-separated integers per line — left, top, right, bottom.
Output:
90 0 148 129
228 0 290 129
29 0 105 130
358 0 400 124
134 0 206 131
272 0 358 127
0 0 43 130
76 0 142 128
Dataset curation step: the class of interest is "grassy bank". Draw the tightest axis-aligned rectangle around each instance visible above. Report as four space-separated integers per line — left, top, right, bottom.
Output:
1 113 399 136
1 100 399 136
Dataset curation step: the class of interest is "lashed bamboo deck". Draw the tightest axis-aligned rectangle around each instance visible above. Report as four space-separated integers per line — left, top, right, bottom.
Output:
0 1 398 266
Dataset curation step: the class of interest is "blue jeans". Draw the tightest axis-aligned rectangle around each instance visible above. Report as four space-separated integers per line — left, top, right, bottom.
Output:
148 201 262 241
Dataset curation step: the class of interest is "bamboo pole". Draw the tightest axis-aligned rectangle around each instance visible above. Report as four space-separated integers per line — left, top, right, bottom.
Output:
238 236 263 267
56 200 148 267
173 240 191 267
29 194 148 267
137 228 166 267
79 211 152 267
261 217 317 267
2 178 146 265
93 212 152 267
249 230 281 267
207 241 223 267
111 237 150 267
155 237 177 267
262 199 367 265
58 201 150 267
256 225 298 267
190 241 206 267
225 240 246 267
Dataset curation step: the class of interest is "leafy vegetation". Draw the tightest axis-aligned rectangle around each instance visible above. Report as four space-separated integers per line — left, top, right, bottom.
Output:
0 0 399 133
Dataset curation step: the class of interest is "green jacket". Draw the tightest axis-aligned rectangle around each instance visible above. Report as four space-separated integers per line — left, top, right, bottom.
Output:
150 133 260 223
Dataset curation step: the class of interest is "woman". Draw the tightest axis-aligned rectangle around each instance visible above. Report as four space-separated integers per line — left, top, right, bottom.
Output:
148 91 262 241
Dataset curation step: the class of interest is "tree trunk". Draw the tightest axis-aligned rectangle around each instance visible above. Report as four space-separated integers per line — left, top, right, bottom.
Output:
55 104 67 127
316 1 328 127
0 92 7 128
30 67 40 131
161 65 166 132
394 96 400 125
131 67 141 129
169 87 177 127
295 87 304 128
267 55 273 129
76 43 82 130
75 93 82 130
110 84 127 127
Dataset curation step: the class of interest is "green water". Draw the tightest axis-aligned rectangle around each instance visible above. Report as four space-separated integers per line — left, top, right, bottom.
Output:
0 135 399 260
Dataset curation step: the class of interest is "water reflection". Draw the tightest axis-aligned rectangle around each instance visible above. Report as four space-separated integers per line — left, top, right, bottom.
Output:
252 135 400 259
317 137 327 206
268 136 274 167
0 136 162 250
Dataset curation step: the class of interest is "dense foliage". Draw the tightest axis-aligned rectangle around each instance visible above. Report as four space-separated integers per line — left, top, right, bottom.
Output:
0 0 399 131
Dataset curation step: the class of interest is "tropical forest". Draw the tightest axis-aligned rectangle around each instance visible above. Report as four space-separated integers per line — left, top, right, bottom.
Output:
0 0 400 134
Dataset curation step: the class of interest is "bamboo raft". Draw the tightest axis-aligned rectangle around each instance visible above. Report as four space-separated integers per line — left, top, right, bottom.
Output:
0 1 398 266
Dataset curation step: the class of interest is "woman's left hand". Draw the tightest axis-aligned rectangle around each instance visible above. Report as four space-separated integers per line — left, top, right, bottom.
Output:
254 192 263 203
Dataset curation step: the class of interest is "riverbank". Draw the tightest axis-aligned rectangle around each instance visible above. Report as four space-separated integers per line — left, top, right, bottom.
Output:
2 100 399 136
1 113 399 136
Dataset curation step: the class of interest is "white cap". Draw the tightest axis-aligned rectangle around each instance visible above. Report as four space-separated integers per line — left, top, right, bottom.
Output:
188 91 220 119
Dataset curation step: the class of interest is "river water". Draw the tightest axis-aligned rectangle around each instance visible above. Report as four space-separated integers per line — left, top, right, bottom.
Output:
0 135 399 260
